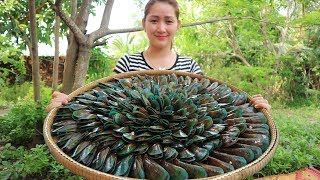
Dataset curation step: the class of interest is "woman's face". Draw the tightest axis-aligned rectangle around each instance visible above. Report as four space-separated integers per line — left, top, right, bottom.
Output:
142 2 181 50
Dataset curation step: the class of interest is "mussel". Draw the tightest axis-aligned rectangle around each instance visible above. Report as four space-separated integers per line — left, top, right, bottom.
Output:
52 73 271 179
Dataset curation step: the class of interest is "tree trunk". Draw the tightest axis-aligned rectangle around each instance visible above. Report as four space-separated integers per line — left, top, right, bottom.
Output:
28 0 43 148
282 0 296 44
261 4 268 49
62 37 78 94
67 0 77 44
300 2 305 39
28 0 41 102
72 45 92 90
60 0 78 94
52 13 60 91
60 0 92 94
227 16 251 67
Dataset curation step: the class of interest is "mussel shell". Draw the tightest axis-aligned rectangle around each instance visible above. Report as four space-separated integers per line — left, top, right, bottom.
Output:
51 73 272 179
160 160 189 180
143 155 170 180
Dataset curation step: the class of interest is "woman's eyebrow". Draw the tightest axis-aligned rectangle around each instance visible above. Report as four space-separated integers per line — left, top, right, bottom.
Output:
164 16 175 20
148 15 160 18
148 15 175 19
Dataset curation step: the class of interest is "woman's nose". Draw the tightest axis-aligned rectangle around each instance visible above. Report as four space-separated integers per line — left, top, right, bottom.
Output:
157 22 166 32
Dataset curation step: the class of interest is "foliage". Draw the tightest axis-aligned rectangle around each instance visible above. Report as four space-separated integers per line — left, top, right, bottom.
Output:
202 60 275 97
0 143 81 180
278 46 320 104
306 27 320 49
174 0 320 105
255 106 320 177
0 36 26 86
0 82 32 104
0 1 57 49
0 83 51 146
86 48 116 83
176 0 283 67
292 11 320 26
109 32 148 59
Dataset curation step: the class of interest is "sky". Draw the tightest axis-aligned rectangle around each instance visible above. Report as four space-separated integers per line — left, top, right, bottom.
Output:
38 0 140 56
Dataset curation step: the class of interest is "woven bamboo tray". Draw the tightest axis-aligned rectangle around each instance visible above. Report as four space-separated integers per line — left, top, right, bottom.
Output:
43 70 279 180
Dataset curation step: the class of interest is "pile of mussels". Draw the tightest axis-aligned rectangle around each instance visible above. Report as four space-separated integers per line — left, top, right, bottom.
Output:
52 74 270 179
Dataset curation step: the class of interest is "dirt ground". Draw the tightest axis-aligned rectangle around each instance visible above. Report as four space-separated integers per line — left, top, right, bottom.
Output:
0 108 10 117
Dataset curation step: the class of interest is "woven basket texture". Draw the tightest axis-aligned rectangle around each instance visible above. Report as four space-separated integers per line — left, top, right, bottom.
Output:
44 70 279 180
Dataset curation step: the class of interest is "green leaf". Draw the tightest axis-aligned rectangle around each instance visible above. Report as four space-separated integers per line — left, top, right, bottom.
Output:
0 170 12 180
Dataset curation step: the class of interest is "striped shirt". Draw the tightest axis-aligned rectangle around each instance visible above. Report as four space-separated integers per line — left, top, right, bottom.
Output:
114 52 203 75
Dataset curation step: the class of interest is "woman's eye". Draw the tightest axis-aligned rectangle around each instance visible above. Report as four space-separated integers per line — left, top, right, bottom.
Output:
150 20 157 23
166 20 173 24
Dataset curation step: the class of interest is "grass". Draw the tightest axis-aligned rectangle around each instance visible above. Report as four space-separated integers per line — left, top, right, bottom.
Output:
254 104 320 177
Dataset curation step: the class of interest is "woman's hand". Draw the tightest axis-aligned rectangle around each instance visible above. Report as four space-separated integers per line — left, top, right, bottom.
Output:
250 94 271 113
45 91 69 112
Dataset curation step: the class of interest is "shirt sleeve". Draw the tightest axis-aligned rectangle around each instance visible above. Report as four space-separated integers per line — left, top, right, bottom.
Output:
113 55 130 74
190 59 203 75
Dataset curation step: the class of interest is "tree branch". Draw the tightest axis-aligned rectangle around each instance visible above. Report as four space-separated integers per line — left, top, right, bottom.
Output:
20 1 48 24
92 37 112 47
182 16 278 28
106 27 143 35
182 16 236 27
55 0 62 6
47 0 86 44
70 0 77 20
75 0 92 31
93 40 109 47
9 15 32 52
100 0 114 28
89 15 309 45
90 0 114 42
67 0 77 44
226 13 251 67
230 53 252 67
90 27 143 48
91 16 273 44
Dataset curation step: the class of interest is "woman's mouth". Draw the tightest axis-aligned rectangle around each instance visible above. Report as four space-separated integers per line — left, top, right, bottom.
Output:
155 35 168 40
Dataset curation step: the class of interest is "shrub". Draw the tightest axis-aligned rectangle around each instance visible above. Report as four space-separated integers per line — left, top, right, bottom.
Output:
202 60 275 97
254 107 320 177
86 48 116 83
0 101 45 146
0 82 52 146
0 36 26 86
0 143 80 180
278 47 320 104
0 82 33 104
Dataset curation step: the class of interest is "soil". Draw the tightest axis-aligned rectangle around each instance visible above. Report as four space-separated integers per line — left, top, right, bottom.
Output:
0 108 10 117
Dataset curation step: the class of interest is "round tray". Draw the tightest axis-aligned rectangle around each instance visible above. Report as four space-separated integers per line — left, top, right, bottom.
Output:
43 70 279 180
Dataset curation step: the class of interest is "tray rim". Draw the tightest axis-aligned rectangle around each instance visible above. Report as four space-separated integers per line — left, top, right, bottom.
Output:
43 70 279 180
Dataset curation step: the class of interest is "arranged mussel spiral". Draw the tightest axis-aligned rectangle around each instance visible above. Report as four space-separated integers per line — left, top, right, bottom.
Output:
52 74 270 179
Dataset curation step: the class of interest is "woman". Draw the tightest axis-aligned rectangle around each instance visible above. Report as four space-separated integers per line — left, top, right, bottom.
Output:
114 0 202 74
46 0 271 112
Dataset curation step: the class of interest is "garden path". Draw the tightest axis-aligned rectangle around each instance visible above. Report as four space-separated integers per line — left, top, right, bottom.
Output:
0 108 10 117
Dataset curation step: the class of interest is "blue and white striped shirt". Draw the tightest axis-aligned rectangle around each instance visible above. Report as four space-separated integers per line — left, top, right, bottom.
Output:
114 52 203 75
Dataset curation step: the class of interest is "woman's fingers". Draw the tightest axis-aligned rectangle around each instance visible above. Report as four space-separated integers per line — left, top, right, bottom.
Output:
253 101 271 111
46 92 69 112
52 91 69 100
53 97 69 105
250 94 271 112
